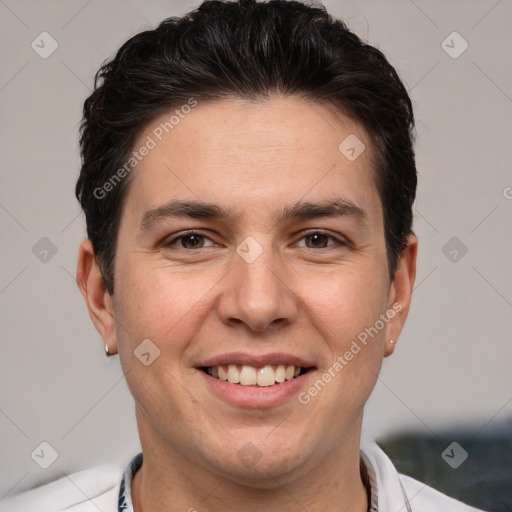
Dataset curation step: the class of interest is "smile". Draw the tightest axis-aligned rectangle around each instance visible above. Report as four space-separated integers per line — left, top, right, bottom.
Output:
202 364 312 387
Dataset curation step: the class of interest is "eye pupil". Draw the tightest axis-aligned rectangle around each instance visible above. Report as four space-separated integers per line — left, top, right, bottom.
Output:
306 233 328 248
182 234 203 249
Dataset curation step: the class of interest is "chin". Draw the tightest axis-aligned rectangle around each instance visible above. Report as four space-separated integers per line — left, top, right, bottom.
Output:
205 432 314 487
225 456 307 489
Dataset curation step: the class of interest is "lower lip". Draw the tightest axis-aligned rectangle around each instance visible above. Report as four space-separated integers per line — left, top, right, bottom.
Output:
197 369 315 408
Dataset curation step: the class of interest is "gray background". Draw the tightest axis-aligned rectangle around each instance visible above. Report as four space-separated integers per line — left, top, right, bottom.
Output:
1 0 511 499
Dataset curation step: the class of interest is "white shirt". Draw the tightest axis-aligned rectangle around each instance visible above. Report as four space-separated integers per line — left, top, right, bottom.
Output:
0 442 486 511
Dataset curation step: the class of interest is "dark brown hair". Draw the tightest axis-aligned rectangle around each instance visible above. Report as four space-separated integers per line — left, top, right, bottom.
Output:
76 0 417 295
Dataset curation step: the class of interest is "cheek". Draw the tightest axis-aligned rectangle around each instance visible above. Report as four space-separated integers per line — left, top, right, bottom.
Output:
299 265 388 407
112 265 210 417
112 262 216 353
302 264 389 347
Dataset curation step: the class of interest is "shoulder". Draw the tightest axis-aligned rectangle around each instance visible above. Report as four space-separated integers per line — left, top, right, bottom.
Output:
361 440 487 512
399 473 486 511
0 464 123 512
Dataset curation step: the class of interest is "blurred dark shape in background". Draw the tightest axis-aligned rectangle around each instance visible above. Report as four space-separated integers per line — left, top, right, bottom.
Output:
377 416 512 511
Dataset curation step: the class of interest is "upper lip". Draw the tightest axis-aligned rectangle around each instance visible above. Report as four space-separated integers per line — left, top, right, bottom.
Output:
197 352 315 368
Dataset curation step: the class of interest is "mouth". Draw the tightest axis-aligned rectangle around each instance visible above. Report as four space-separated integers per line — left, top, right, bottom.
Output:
200 364 314 387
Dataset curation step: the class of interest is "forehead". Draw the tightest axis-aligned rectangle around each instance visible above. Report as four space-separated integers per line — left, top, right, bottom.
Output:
122 96 381 225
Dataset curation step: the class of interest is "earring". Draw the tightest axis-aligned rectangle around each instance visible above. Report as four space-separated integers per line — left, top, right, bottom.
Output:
389 339 396 344
105 344 112 357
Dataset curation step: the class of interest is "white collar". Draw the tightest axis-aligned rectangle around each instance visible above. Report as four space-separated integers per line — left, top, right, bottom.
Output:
118 444 394 512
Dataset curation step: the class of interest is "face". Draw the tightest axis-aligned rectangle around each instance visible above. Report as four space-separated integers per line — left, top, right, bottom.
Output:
79 95 416 486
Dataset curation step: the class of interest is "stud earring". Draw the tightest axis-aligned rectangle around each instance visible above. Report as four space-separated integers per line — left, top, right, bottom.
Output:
389 339 396 344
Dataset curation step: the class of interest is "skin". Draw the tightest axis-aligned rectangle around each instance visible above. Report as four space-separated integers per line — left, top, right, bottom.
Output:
77 95 417 512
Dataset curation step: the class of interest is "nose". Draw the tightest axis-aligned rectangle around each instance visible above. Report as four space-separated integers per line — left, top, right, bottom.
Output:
216 243 299 334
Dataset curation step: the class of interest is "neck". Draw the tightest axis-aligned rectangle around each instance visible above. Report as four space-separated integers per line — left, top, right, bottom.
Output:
132 411 368 512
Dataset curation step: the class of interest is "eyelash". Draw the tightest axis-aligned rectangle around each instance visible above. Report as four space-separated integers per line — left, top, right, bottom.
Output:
164 230 347 250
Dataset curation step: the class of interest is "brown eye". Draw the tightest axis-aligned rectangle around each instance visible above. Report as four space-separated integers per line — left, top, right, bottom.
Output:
298 231 344 249
304 233 331 248
180 234 205 249
165 231 216 250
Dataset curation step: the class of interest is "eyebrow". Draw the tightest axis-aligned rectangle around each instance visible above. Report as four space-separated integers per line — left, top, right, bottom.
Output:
139 197 367 231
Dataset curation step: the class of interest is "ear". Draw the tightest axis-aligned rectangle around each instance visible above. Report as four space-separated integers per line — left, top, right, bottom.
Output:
76 239 118 355
384 234 417 357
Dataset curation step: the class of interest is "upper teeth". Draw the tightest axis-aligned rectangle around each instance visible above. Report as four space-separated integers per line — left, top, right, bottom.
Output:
207 364 302 387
